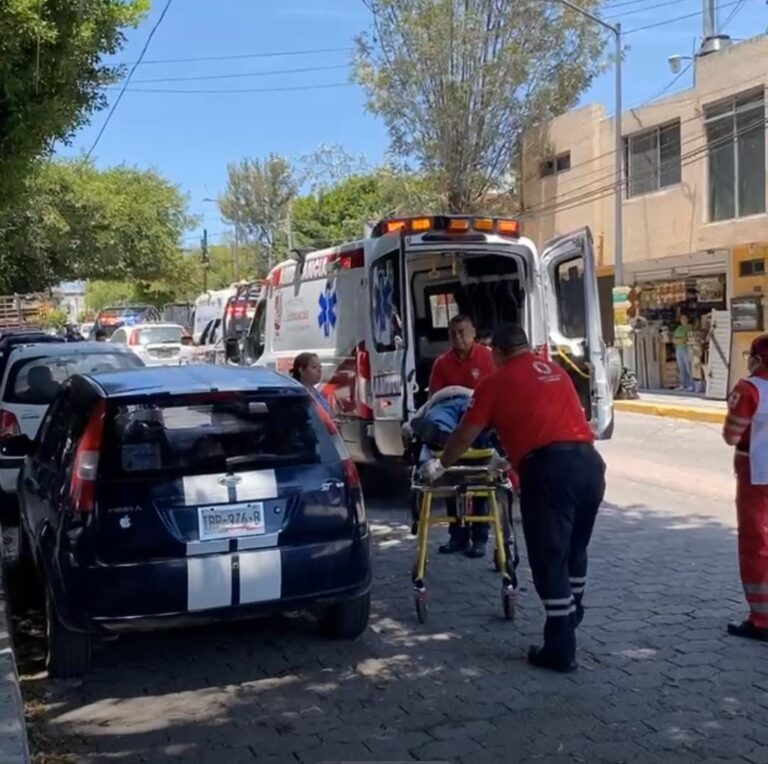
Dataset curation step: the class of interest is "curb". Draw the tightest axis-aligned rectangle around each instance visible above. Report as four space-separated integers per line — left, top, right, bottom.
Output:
0 530 31 763
614 399 726 425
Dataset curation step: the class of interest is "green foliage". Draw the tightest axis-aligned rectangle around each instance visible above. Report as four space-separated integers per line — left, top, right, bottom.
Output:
354 0 607 211
38 307 68 329
0 0 148 199
218 155 297 268
0 159 196 293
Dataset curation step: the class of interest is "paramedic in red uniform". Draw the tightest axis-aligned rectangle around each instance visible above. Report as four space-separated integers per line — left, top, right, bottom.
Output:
722 334 768 642
422 324 605 673
429 314 495 557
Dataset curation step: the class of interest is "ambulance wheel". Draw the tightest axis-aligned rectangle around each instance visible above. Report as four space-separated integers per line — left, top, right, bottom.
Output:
502 588 515 621
415 595 428 624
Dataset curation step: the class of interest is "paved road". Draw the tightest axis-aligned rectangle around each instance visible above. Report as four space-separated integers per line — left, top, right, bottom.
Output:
15 412 768 764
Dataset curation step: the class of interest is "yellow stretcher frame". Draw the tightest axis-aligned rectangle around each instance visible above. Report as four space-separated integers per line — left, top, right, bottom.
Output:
410 448 518 623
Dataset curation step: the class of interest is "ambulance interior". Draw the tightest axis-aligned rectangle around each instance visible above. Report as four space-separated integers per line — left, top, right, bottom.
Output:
409 252 523 408
408 249 593 419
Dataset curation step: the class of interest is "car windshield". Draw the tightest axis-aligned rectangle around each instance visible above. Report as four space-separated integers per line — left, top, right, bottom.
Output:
136 326 182 345
103 393 335 477
5 353 142 405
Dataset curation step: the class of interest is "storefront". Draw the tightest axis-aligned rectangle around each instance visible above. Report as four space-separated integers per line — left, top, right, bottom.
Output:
624 250 731 399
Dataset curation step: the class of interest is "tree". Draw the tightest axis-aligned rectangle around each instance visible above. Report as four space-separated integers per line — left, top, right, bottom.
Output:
217 154 297 270
0 159 195 293
354 0 607 211
0 0 148 199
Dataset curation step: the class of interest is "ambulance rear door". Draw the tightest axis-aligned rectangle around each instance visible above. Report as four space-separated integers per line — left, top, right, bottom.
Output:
540 227 614 439
367 231 409 457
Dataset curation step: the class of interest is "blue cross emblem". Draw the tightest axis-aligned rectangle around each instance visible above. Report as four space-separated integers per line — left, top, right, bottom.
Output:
373 270 393 338
317 282 338 337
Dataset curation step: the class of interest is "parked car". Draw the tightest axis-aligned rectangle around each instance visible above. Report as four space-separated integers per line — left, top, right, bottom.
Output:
109 323 193 366
0 343 144 519
7 364 371 678
0 332 66 385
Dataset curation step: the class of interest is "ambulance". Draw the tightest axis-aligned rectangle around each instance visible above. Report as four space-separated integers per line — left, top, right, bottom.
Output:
191 287 236 345
244 215 614 465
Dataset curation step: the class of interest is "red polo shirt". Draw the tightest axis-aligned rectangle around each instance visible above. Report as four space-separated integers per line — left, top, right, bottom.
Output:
429 343 495 393
462 351 593 469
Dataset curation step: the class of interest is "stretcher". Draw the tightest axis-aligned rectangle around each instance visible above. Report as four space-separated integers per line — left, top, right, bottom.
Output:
410 448 520 624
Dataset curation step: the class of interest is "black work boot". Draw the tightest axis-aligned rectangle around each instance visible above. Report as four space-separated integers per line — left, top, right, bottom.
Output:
573 594 585 628
465 542 486 559
727 620 768 642
527 645 578 674
439 538 468 554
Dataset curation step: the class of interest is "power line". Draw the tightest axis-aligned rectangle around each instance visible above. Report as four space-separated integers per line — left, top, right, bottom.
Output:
112 82 353 95
624 0 746 33
601 0 663 10
603 0 689 20
86 0 174 159
722 0 749 27
115 46 352 67
129 63 349 85
643 60 694 102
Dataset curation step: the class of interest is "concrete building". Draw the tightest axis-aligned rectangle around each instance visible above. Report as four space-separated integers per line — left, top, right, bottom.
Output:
521 35 768 395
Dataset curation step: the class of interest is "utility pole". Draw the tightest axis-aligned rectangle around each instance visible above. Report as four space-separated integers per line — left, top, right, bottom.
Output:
554 0 623 286
201 228 209 292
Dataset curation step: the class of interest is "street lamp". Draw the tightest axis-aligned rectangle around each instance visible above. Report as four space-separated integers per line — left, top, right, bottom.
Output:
554 0 624 286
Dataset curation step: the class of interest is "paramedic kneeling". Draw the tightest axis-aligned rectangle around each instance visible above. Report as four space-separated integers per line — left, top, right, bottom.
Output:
722 334 768 642
422 324 605 673
429 314 495 558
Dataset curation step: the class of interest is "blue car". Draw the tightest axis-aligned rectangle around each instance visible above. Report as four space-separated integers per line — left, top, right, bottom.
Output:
6 365 371 678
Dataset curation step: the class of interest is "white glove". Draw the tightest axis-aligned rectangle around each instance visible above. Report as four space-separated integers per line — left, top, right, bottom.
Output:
420 458 446 483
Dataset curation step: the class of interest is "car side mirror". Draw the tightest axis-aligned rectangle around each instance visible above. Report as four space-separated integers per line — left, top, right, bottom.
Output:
225 337 241 363
0 434 33 458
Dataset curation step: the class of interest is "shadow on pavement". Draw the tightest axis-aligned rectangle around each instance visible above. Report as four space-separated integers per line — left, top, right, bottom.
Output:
9 496 768 764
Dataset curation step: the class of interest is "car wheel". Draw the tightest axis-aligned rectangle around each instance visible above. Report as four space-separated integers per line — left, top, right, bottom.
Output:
45 589 91 679
318 592 370 640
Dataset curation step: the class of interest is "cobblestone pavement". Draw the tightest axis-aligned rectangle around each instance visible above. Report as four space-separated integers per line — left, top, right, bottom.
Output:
16 414 768 763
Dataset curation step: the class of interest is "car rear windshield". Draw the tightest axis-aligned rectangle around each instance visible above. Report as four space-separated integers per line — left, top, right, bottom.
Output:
136 326 182 345
5 353 142 405
102 393 337 478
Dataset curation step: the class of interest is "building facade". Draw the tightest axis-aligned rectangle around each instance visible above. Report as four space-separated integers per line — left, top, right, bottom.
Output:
521 35 768 395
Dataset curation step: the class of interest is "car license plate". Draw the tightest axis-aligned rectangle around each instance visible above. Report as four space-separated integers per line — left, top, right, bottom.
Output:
198 502 265 541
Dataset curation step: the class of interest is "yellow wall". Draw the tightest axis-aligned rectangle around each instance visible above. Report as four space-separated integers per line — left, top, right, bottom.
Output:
729 243 768 387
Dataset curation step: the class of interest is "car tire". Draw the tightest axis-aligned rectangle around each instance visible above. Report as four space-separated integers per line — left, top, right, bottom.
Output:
45 589 91 679
318 592 370 640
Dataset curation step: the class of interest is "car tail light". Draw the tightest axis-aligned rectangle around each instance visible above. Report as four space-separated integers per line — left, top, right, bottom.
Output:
0 409 20 438
69 400 107 515
129 332 140 346
354 343 373 420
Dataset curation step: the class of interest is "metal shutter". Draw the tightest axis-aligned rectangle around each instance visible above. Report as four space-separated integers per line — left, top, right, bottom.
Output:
706 310 731 400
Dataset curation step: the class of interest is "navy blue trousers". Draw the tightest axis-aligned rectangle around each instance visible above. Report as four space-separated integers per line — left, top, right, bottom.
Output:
519 443 605 663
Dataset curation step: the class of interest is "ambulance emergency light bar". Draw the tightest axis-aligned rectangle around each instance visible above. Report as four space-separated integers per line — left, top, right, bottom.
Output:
370 216 520 239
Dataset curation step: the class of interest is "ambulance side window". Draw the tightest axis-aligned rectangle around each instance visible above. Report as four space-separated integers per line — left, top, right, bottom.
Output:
555 257 587 339
371 252 404 352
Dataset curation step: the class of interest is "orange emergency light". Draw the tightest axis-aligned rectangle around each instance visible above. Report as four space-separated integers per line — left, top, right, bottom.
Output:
371 215 521 239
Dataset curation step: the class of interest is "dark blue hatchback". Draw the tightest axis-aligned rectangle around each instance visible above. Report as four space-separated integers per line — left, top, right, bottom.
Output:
9 365 371 678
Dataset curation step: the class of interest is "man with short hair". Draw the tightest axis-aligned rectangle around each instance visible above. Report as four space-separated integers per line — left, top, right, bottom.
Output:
428 314 495 557
422 324 605 673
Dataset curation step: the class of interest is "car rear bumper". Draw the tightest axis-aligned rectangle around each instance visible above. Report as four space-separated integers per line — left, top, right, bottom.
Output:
55 535 371 633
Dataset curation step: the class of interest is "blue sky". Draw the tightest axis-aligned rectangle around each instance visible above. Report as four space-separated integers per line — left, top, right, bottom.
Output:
57 0 766 245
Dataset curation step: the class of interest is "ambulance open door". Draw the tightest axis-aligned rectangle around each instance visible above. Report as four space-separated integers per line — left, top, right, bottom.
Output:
367 232 409 457
540 227 614 439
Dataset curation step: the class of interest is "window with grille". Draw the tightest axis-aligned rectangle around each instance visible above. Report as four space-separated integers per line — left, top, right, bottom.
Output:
705 89 766 222
624 121 681 198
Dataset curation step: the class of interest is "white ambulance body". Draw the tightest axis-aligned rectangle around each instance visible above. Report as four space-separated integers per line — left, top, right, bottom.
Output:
191 287 236 345
249 215 613 464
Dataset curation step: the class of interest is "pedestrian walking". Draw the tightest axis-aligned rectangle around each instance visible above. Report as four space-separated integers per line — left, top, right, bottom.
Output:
421 324 605 672
428 314 495 557
723 334 768 642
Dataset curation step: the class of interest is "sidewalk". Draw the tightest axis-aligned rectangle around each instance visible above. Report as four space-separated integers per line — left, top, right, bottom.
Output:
615 391 727 424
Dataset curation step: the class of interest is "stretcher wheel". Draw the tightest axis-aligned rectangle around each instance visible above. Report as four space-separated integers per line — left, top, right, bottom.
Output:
415 593 428 624
502 586 515 621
